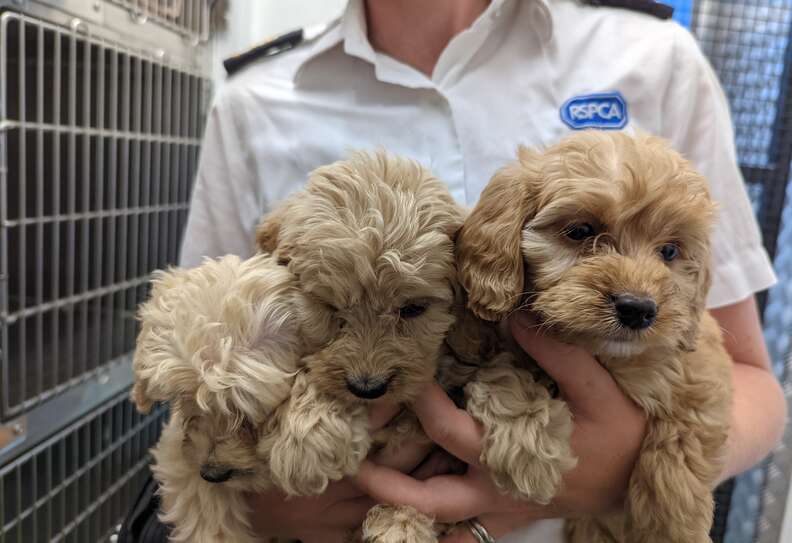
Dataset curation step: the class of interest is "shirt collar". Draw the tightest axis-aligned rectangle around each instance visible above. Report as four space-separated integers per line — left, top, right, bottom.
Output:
292 0 554 86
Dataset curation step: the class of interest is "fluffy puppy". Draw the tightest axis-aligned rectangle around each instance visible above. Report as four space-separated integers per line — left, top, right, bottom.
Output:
456 130 732 543
256 151 464 543
132 254 325 543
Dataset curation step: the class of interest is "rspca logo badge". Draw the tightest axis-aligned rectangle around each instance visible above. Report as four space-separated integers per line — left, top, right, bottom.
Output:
560 92 628 130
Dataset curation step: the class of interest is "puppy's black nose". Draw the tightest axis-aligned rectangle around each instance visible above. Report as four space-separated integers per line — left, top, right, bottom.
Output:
200 464 234 483
346 375 390 400
613 294 657 330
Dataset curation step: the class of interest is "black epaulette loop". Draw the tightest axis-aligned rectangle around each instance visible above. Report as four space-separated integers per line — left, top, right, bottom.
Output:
223 28 304 76
582 0 674 20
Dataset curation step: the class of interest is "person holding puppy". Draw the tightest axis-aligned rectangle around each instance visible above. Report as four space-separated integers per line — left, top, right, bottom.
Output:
120 1 787 542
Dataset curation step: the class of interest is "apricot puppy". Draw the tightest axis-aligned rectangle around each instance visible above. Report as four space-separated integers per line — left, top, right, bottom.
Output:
456 130 732 543
256 151 465 543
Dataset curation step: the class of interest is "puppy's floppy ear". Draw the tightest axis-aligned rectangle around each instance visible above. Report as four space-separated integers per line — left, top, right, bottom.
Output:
131 322 198 414
130 326 193 414
130 377 155 414
456 146 540 321
130 347 178 414
679 249 714 352
130 269 202 413
678 190 718 352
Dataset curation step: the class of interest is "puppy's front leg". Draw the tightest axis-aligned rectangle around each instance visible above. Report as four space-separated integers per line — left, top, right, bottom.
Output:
263 371 371 496
362 504 437 543
466 353 577 504
621 418 722 543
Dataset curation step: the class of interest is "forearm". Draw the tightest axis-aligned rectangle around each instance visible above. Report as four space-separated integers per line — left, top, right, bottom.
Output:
721 361 787 481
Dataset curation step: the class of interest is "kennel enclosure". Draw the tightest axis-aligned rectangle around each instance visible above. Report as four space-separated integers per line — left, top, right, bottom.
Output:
0 1 210 541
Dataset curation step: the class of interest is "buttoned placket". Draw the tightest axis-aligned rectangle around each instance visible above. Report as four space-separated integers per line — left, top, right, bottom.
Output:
336 0 533 204
435 0 556 205
292 0 555 205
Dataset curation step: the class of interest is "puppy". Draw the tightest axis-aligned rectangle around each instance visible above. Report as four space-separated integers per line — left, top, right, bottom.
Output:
256 151 465 543
131 254 326 543
456 130 732 543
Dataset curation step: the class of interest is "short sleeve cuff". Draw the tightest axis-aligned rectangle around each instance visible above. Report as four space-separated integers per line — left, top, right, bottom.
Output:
707 245 778 308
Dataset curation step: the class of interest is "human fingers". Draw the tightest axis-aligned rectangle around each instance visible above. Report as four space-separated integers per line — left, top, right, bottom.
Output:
440 512 542 543
410 449 467 481
368 402 404 430
319 478 367 501
508 311 620 414
370 436 435 473
298 530 356 543
412 383 484 465
354 461 494 522
246 489 372 538
321 495 378 528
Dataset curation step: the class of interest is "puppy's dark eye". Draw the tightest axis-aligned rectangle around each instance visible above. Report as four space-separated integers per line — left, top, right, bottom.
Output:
660 243 679 262
565 223 596 241
399 304 428 319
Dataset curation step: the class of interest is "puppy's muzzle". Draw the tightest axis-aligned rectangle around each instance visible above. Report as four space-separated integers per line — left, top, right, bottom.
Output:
612 294 657 330
200 464 234 483
346 374 393 400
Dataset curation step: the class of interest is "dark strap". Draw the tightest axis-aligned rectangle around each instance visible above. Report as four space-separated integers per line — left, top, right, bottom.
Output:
582 0 674 20
223 29 304 76
117 472 171 543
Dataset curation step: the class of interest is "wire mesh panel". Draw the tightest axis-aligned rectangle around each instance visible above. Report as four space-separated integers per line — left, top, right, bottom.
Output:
689 1 792 542
694 0 792 259
0 393 167 543
0 11 208 422
105 0 209 43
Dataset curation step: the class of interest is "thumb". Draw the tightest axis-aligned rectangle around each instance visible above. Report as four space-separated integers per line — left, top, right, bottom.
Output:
508 311 618 413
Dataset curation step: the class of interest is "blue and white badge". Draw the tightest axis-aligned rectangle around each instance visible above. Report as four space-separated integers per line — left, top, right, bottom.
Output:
560 91 628 130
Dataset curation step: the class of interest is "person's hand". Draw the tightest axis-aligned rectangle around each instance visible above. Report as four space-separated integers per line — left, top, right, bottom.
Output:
354 311 647 542
246 402 435 542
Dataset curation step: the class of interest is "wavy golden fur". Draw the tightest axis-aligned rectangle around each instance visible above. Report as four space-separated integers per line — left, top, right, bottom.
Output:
132 254 326 543
256 151 465 542
456 131 732 543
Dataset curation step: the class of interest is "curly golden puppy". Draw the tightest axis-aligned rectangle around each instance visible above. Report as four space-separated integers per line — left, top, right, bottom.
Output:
256 151 465 543
132 254 326 543
456 131 732 543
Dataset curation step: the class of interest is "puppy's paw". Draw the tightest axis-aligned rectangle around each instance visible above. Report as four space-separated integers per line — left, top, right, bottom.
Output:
262 374 370 496
466 356 577 503
362 504 437 543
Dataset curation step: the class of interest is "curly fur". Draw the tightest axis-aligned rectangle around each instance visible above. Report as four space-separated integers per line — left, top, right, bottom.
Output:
465 352 576 504
363 504 437 543
429 281 578 507
132 254 323 542
262 371 371 496
256 151 465 542
456 130 732 543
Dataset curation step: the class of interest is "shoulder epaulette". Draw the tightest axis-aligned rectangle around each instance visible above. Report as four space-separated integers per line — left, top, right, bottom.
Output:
581 0 674 20
223 29 304 76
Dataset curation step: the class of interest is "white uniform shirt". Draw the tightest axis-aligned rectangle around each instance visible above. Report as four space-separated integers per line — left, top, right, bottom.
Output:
182 1 776 538
183 0 775 308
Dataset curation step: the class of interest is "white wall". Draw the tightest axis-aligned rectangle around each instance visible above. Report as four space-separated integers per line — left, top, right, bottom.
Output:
211 0 347 87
